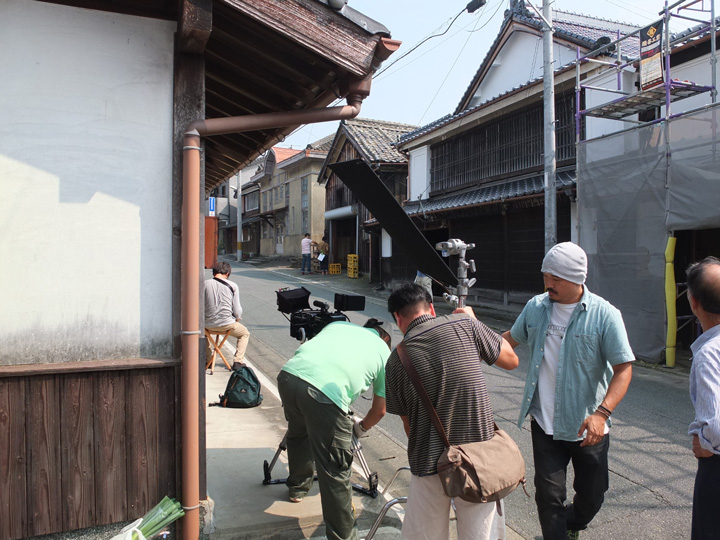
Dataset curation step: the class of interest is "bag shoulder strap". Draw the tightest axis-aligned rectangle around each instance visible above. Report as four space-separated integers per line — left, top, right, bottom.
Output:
396 341 451 448
213 277 235 294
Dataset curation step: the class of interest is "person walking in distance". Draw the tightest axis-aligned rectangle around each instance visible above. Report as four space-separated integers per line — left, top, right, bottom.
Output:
685 256 720 540
301 233 315 275
502 242 634 540
204 261 250 366
318 236 330 275
385 283 519 540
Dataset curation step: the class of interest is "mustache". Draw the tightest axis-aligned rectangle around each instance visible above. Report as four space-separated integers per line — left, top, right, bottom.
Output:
547 288 558 295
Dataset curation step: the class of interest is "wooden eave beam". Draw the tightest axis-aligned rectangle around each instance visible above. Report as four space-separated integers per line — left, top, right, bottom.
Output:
224 0 379 77
205 53 318 108
205 71 280 113
209 25 329 90
178 0 212 54
208 138 256 165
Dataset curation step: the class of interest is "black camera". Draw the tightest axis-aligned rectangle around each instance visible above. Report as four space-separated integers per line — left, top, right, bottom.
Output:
276 287 366 341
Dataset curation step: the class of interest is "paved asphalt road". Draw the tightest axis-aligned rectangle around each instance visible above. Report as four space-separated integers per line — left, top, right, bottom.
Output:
224 259 698 540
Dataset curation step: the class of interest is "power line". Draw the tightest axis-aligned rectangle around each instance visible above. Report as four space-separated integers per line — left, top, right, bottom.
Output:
416 15 483 124
373 5 475 79
416 0 504 124
374 0 505 84
596 0 659 21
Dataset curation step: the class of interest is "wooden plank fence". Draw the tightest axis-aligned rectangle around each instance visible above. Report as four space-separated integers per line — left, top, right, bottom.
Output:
0 359 180 540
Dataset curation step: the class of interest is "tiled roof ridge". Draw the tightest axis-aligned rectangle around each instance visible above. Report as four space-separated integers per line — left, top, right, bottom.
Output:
672 14 720 42
515 12 639 41
341 117 414 163
345 117 419 130
307 133 335 150
552 9 641 31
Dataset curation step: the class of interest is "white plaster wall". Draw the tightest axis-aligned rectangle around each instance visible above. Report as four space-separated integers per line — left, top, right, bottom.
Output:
661 55 716 115
584 69 639 140
471 32 578 106
408 147 430 201
0 1 176 363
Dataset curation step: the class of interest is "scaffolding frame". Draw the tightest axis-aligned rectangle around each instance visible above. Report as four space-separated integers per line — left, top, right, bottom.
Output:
575 0 720 366
574 0 718 142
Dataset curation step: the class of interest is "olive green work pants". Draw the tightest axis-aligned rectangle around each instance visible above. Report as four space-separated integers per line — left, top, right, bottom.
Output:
276 370 357 540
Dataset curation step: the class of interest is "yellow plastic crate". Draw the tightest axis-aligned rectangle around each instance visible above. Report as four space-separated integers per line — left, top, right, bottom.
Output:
329 263 342 275
347 268 358 279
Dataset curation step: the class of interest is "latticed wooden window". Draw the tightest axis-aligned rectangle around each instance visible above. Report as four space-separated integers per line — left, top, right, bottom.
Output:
245 191 259 212
301 176 308 208
430 92 576 193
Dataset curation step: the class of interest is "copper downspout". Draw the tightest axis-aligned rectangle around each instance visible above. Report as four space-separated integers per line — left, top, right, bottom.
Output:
180 74 372 540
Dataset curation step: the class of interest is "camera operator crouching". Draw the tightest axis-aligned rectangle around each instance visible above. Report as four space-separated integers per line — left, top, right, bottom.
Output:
276 319 392 540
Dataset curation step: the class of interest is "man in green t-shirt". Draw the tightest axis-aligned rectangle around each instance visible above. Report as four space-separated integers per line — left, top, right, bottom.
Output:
277 320 391 540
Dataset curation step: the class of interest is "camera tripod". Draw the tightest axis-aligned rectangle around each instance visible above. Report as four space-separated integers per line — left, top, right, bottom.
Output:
262 430 379 498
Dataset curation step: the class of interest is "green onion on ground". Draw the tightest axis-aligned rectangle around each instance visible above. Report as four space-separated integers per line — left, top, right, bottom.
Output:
132 496 185 540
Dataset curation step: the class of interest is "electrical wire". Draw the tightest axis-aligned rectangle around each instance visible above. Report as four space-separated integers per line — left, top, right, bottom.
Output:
417 12 484 124
373 6 469 79
374 1 505 85
463 0 506 33
416 0 505 124
529 34 541 84
373 20 474 83
596 0 659 22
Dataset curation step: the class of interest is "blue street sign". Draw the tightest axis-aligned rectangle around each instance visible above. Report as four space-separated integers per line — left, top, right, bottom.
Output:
209 196 216 216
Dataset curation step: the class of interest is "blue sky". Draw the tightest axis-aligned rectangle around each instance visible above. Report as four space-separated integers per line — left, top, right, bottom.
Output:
278 0 697 149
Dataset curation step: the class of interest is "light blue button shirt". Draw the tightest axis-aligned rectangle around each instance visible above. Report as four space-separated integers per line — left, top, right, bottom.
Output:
688 323 720 454
511 287 635 441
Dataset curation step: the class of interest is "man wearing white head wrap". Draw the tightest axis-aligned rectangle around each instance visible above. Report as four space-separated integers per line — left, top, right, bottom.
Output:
502 242 635 540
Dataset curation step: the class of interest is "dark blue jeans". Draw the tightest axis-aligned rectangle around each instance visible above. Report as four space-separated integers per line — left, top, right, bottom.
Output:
531 419 610 540
692 453 720 540
301 253 311 273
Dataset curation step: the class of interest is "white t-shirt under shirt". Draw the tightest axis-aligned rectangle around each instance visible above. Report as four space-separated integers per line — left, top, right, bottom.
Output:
532 301 576 436
532 301 609 440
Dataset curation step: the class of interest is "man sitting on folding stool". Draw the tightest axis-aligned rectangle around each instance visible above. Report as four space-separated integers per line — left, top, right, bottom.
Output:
205 261 250 370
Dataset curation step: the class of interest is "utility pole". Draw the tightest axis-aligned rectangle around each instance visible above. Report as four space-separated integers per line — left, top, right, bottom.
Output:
542 0 557 253
236 172 243 262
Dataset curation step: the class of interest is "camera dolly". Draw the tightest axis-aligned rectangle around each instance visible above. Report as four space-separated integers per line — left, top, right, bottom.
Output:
262 429 380 498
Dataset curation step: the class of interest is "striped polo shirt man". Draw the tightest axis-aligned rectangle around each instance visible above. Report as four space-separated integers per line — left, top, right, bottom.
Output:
385 283 519 540
385 312 501 474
